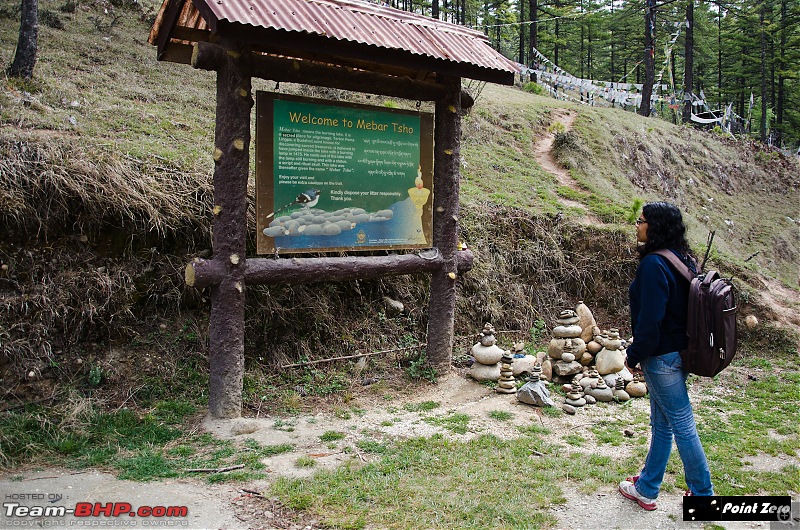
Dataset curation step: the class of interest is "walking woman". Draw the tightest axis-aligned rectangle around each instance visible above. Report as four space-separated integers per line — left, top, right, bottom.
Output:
619 201 714 511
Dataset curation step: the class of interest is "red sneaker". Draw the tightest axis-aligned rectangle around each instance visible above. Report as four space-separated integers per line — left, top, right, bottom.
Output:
619 480 657 511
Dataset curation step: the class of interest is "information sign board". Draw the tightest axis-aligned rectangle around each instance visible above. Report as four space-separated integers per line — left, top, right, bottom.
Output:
256 92 434 254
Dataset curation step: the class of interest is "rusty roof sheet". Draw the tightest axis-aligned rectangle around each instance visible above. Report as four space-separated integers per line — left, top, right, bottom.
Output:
150 0 517 84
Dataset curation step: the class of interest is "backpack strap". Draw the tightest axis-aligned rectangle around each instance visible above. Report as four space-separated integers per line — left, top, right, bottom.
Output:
653 249 696 283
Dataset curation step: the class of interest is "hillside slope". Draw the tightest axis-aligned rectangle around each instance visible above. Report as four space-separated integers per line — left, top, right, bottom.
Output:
1 0 799 408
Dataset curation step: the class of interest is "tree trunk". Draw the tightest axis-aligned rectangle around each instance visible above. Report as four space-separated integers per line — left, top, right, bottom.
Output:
640 0 656 117
683 0 694 123
518 0 525 65
610 0 616 90
717 5 722 105
529 0 538 64
432 0 439 19
580 0 585 79
554 0 561 66
8 0 38 79
760 1 767 143
776 0 786 145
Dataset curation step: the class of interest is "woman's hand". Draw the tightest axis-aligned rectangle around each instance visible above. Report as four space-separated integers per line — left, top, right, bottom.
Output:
625 359 643 376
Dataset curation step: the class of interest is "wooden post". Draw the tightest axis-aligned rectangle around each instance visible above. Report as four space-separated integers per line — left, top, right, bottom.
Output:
426 75 462 369
203 40 252 419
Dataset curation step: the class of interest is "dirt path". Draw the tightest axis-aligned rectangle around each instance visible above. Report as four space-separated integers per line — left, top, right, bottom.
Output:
532 109 604 226
0 372 778 530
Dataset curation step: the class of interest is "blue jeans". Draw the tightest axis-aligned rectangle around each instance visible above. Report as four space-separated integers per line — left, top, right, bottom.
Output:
636 351 714 498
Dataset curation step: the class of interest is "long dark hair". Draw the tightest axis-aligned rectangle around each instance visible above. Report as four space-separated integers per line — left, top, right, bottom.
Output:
637 201 694 260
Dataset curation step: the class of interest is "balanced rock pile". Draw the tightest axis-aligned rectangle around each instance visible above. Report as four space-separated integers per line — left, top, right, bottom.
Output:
468 323 504 382
516 363 555 407
496 353 516 394
542 309 586 383
540 303 648 414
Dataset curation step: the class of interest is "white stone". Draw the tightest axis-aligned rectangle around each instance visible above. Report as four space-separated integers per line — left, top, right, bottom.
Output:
613 389 631 402
548 338 565 359
553 360 583 377
595 348 625 375
617 365 634 383
626 381 648 397
541 359 553 380
553 324 583 338
471 343 504 365
511 355 537 377
586 340 603 354
575 301 597 343
383 296 404 316
231 420 261 436
469 362 501 382
561 352 576 363
601 373 618 388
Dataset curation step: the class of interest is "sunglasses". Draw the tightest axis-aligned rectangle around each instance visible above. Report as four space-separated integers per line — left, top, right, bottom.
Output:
635 219 647 225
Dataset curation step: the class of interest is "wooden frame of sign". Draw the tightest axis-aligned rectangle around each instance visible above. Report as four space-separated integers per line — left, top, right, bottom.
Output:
184 41 474 419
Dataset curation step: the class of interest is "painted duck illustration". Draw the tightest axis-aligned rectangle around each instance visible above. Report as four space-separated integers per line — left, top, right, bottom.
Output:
266 188 321 219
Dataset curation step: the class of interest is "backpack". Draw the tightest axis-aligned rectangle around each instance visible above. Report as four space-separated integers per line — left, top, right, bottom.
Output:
654 249 738 377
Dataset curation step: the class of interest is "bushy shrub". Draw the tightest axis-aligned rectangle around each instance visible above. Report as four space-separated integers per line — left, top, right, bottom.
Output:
523 82 544 95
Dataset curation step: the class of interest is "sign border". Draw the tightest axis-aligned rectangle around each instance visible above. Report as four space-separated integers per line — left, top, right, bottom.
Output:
255 91 434 255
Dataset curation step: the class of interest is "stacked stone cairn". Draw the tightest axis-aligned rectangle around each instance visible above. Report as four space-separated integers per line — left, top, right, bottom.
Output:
562 384 586 415
468 323 504 382
543 309 586 384
576 373 597 404
626 373 648 397
510 341 537 378
575 301 598 365
537 304 649 413
613 376 631 402
496 353 516 394
516 362 555 407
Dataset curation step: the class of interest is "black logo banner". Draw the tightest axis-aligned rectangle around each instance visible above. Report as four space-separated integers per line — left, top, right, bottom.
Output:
684 496 792 522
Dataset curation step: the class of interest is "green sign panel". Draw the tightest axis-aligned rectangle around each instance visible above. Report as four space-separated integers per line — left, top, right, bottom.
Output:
256 92 434 254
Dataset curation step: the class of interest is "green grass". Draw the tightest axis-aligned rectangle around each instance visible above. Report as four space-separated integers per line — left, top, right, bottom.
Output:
0 402 293 482
320 431 347 442
423 412 471 435
295 456 317 468
487 410 513 421
403 401 440 413
271 432 633 529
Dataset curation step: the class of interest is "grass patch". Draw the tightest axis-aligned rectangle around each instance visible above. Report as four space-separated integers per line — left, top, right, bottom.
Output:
487 410 513 421
423 412 471 435
403 401 440 413
295 456 317 468
320 431 346 442
271 432 636 529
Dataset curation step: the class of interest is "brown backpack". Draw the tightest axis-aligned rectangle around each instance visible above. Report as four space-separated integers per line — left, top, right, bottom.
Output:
655 249 738 377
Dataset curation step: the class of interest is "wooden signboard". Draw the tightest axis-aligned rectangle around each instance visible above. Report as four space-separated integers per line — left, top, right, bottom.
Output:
256 92 434 254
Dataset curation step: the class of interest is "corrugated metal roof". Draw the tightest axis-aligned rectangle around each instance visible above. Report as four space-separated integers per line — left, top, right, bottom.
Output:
150 0 517 84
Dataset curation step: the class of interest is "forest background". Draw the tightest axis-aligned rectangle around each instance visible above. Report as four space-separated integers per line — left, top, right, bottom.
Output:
381 0 800 152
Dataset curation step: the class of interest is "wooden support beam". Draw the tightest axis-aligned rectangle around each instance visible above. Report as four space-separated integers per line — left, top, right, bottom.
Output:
426 75 462 370
191 42 474 109
205 38 252 420
185 250 475 288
